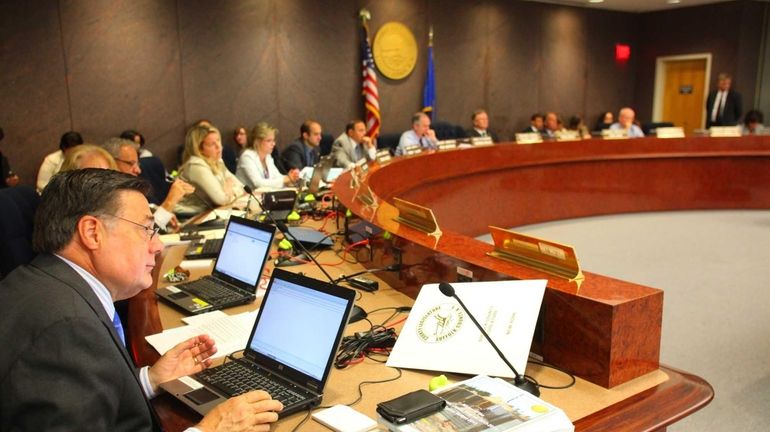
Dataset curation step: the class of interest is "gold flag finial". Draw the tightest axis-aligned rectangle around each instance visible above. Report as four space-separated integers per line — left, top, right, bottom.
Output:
359 8 371 23
428 25 434 46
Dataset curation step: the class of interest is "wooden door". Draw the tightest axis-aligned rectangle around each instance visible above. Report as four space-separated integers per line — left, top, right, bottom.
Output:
662 59 707 134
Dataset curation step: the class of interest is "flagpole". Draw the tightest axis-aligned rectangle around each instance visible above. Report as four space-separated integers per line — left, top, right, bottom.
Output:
359 8 381 139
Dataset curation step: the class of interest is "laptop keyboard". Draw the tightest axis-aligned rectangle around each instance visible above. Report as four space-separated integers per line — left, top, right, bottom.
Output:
182 277 248 304
200 238 223 254
196 360 307 406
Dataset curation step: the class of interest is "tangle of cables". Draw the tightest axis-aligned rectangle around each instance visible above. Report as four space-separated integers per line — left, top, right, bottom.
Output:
334 307 409 368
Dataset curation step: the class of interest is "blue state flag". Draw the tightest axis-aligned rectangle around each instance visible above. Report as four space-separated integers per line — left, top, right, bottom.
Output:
422 44 435 119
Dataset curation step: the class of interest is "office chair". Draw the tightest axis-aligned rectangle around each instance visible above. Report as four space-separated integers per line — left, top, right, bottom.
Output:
320 133 334 156
642 122 675 136
376 133 401 155
432 120 464 140
0 185 39 279
139 156 171 205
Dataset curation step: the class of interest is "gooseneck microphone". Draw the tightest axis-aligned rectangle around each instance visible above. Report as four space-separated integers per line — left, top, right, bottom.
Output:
244 185 368 322
438 282 540 396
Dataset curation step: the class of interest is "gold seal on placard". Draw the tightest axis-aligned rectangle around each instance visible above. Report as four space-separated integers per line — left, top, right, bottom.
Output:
373 22 418 80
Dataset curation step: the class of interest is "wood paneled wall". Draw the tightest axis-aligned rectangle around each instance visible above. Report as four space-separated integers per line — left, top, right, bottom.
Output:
0 0 764 186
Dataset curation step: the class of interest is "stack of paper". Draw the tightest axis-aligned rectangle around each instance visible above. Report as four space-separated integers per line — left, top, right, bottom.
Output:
145 310 257 359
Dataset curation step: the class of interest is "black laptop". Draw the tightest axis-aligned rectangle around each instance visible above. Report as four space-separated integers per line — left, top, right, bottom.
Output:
160 268 355 417
261 189 299 221
156 216 275 314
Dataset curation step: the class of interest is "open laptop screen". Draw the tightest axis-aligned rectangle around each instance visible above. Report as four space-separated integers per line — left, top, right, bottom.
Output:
213 219 273 286
247 276 350 381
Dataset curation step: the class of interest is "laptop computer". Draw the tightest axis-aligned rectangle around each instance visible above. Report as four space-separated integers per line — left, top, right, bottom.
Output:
261 189 299 221
156 216 275 314
184 237 224 260
160 268 355 417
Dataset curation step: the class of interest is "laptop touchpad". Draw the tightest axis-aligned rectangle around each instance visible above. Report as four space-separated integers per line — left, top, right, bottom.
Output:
169 291 190 300
184 387 220 405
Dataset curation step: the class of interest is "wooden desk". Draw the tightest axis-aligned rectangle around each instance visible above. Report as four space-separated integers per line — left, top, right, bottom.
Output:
129 237 711 432
329 136 763 428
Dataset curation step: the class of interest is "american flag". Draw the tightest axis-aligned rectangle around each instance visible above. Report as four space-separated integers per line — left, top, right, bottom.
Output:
361 21 381 138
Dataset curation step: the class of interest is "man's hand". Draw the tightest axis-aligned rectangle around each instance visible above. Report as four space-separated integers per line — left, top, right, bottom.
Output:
425 129 437 141
161 179 195 212
361 136 375 149
196 390 283 432
148 335 217 392
285 168 300 185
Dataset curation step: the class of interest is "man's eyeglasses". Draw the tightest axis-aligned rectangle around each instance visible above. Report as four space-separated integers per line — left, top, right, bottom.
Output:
102 214 160 240
115 158 139 168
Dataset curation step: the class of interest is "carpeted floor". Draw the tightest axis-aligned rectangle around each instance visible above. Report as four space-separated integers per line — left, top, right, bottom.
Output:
480 210 770 431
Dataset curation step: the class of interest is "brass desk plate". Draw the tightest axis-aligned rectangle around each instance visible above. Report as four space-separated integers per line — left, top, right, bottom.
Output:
392 197 442 237
515 132 543 144
486 226 584 287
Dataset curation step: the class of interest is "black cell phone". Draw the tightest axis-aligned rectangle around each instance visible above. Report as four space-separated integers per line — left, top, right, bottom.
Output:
376 389 446 424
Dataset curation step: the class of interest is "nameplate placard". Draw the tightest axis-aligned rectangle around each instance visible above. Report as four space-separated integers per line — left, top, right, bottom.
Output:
486 226 584 287
655 126 685 138
403 145 423 156
555 130 581 141
515 132 543 144
356 185 377 207
470 136 494 147
392 197 442 237
437 139 457 151
709 126 742 137
375 149 392 165
602 128 628 140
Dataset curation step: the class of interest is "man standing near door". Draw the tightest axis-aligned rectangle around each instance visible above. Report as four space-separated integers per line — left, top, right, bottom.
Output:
706 73 742 128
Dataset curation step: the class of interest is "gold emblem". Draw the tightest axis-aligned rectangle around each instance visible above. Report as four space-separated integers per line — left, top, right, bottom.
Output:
417 303 464 343
373 22 418 80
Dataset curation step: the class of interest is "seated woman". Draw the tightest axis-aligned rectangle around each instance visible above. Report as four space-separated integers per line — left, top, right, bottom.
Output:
594 111 614 131
59 144 117 171
567 115 592 139
175 124 243 215
236 122 300 191
742 110 764 135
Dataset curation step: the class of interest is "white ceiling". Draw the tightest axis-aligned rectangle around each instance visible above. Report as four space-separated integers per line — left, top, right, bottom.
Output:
526 0 733 13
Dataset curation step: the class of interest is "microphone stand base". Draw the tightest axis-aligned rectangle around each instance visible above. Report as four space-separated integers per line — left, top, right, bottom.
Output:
512 377 540 397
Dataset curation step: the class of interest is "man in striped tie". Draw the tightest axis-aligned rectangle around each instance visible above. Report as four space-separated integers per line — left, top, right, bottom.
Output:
395 112 439 156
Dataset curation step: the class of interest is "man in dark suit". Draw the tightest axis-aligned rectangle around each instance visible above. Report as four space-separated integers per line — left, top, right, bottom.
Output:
281 120 323 171
521 113 544 134
0 169 283 431
706 73 742 128
465 109 499 142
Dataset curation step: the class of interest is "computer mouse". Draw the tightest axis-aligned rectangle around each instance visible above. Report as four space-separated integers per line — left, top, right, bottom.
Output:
348 305 368 324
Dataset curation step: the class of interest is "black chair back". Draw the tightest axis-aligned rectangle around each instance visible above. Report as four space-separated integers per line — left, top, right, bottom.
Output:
0 185 39 279
139 156 170 205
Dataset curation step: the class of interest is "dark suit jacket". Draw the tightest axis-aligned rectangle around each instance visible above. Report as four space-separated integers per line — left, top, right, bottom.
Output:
0 254 156 431
706 89 742 127
465 128 499 143
281 139 318 171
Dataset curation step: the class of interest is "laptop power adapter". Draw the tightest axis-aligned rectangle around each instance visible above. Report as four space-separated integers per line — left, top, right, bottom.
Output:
347 276 379 292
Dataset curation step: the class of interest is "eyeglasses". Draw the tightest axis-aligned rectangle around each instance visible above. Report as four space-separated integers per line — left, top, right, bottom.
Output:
115 158 139 168
102 214 160 240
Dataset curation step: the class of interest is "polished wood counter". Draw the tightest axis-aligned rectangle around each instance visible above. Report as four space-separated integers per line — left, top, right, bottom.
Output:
333 136 770 390
129 241 712 432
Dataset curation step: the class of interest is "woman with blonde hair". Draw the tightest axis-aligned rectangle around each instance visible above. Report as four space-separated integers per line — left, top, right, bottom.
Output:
236 122 300 190
59 144 117 171
175 124 243 214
